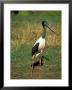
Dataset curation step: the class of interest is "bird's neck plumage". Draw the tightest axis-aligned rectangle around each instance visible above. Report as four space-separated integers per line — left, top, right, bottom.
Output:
42 26 46 38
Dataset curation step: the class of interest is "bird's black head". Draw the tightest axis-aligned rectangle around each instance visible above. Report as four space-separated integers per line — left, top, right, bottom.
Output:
42 20 55 33
42 20 48 27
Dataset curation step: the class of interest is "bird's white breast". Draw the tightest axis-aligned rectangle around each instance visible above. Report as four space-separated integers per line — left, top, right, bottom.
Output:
34 36 45 50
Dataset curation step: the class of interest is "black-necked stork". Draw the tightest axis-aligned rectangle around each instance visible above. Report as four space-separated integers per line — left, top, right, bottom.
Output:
31 20 55 79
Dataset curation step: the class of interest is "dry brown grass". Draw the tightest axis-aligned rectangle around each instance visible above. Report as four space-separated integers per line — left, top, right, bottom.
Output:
11 23 61 50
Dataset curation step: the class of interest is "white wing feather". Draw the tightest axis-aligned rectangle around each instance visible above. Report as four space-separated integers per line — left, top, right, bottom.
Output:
33 36 45 50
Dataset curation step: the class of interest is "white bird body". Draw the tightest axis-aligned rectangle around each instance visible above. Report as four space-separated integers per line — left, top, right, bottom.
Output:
33 36 45 50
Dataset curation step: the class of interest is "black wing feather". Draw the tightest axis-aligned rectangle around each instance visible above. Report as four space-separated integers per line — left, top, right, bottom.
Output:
32 43 39 56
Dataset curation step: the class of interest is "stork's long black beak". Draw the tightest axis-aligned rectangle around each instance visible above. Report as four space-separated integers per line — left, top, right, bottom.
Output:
46 24 55 33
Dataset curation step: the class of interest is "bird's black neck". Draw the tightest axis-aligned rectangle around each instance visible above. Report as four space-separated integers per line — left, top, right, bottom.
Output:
42 26 46 38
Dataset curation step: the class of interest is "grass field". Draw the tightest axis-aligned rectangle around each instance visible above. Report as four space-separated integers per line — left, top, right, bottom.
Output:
11 11 61 79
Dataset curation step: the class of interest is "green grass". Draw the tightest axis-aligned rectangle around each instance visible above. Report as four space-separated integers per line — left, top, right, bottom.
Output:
11 11 61 79
11 44 61 79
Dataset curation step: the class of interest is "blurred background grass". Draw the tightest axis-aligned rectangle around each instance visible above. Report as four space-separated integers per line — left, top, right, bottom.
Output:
11 11 61 79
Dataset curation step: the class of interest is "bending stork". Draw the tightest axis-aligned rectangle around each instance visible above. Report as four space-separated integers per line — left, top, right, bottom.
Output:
31 20 55 79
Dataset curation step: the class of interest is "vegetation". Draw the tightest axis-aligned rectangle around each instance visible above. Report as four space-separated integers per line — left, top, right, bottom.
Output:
11 11 61 79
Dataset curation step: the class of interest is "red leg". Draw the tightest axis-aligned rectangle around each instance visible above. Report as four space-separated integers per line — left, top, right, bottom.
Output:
31 54 36 79
38 50 42 79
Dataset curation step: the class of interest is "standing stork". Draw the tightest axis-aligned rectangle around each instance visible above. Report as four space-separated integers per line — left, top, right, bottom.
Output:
31 20 55 79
